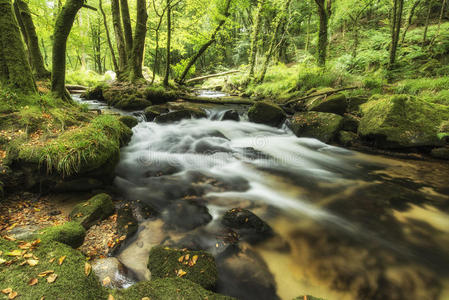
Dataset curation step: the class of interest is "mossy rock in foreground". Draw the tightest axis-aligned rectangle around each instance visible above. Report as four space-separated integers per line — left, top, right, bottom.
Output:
359 95 449 149
0 238 107 300
113 278 235 300
39 221 86 248
148 246 218 290
69 193 114 229
289 111 343 143
248 101 286 127
306 93 347 115
119 115 139 128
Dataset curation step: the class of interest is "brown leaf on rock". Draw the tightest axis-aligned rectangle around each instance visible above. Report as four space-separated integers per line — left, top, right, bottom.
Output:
38 270 54 277
8 291 18 299
49 258 55 263
28 278 38 286
47 273 58 283
178 255 184 263
102 276 111 286
84 262 91 276
176 269 187 277
26 259 39 266
58 256 66 265
1 288 12 294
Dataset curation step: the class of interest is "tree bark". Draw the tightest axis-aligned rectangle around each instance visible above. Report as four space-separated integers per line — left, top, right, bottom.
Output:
429 0 447 46
257 0 291 83
128 0 148 81
400 0 421 45
14 0 50 79
111 0 127 72
177 0 232 84
99 0 118 73
0 0 36 93
314 0 332 67
163 0 171 86
51 0 84 100
388 0 404 69
120 0 133 58
422 0 432 45
248 0 264 79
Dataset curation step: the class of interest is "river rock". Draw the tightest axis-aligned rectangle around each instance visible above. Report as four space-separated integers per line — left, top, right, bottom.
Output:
69 193 114 229
248 101 286 127
155 108 207 123
119 115 139 128
81 85 104 101
163 199 212 231
338 131 359 147
221 110 240 121
143 107 161 121
221 208 273 244
39 221 86 248
289 111 343 143
216 246 279 300
430 147 449 160
306 93 347 115
148 246 218 290
143 86 179 104
359 95 449 149
117 204 138 238
91 257 135 288
7 224 40 240
53 178 103 193
342 113 360 133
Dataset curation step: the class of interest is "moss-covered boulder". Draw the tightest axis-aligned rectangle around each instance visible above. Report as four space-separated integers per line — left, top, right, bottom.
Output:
119 115 139 129
155 108 207 123
103 86 152 110
359 95 449 149
39 221 86 248
342 113 360 133
289 112 343 143
306 93 347 115
113 278 234 300
81 84 105 101
143 86 179 104
430 147 449 160
53 178 103 193
147 246 218 290
69 193 114 229
222 208 273 244
0 237 107 300
248 101 286 127
338 131 359 147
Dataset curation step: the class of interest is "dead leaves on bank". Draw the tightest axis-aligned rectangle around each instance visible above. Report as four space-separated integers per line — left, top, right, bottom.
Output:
1 288 18 299
176 254 200 278
84 262 91 276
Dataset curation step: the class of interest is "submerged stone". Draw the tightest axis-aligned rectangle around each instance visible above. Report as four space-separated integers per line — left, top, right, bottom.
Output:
163 199 212 231
248 101 286 127
155 108 207 123
221 109 240 121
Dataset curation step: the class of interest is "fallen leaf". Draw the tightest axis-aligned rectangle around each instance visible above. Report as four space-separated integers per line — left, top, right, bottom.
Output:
8 291 18 299
1 288 12 294
141 298 150 300
28 278 38 286
178 255 184 263
49 258 55 263
23 254 33 259
27 259 39 266
6 250 22 256
19 243 31 250
102 276 111 286
38 270 54 277
185 254 190 260
176 269 187 277
47 273 58 283
58 256 66 265
84 262 91 276
108 295 115 300
0 258 6 265
189 255 198 267
3 236 16 241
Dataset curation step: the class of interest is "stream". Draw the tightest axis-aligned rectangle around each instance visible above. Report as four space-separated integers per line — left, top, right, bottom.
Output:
74 93 449 300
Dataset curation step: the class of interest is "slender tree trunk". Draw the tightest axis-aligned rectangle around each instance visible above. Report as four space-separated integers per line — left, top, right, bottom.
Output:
14 0 50 79
111 0 127 73
257 0 292 83
401 0 421 45
152 14 164 84
248 0 264 79
51 0 84 100
430 0 447 46
99 0 118 73
305 12 311 51
120 0 133 58
177 0 232 84
315 0 331 67
352 21 359 58
41 38 48 66
0 0 36 93
422 0 432 45
163 0 171 86
389 0 404 69
128 0 148 81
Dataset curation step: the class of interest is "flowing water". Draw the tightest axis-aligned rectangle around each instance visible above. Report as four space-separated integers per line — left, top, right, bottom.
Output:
74 94 449 300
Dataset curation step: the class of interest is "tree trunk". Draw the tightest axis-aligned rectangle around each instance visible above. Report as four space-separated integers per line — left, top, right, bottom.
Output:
257 0 291 83
248 0 264 79
120 0 133 58
422 0 432 45
14 0 50 79
51 0 84 100
429 0 447 46
163 0 171 86
0 0 36 93
305 13 311 51
128 0 148 81
99 0 118 73
315 0 331 67
111 0 127 73
400 0 421 45
388 0 404 69
177 0 232 84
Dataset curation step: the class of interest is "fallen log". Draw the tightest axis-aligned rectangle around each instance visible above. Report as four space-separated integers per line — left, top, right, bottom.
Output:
66 84 88 91
180 95 254 105
185 70 240 84
283 86 358 107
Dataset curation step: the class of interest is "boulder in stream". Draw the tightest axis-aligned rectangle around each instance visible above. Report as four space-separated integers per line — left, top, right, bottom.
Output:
430 147 449 160
248 101 286 127
289 111 343 143
163 199 212 231
119 115 139 128
221 109 240 121
155 108 207 123
69 193 114 229
306 93 347 115
147 246 218 290
91 257 135 289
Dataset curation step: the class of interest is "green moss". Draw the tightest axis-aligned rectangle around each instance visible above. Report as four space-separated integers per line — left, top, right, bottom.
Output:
39 221 86 248
289 112 343 143
69 193 114 229
10 115 132 176
306 93 347 115
82 84 106 100
113 278 234 300
359 95 449 148
248 101 285 127
148 246 218 290
119 115 138 128
0 238 107 300
143 86 179 104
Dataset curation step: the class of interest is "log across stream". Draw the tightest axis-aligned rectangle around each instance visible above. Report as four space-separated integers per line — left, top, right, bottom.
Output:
74 93 449 300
